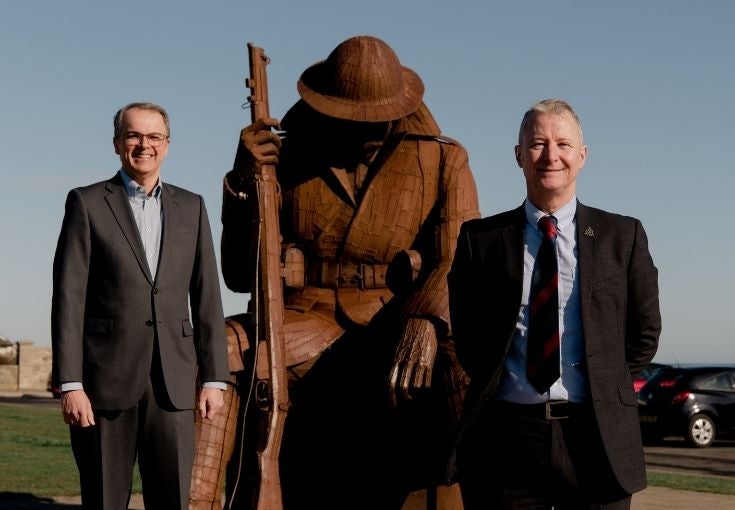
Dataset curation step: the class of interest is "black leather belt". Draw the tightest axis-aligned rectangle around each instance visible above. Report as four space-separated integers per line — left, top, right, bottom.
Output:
494 400 590 420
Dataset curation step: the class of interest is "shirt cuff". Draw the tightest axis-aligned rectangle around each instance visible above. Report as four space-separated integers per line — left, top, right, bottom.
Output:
201 381 228 391
60 382 84 393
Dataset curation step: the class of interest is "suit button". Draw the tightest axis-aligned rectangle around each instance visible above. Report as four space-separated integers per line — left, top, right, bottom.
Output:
153 288 159 294
145 320 154 327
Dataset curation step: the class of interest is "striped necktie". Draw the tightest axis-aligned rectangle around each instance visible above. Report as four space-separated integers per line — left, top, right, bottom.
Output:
527 215 560 393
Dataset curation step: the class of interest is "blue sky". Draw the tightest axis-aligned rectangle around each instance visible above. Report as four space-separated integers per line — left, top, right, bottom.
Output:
1 1 733 364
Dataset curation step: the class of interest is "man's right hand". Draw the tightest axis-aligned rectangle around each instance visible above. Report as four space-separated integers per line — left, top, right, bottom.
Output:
240 117 282 167
61 389 95 427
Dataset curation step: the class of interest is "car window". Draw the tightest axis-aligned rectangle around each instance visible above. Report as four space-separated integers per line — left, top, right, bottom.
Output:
640 366 656 378
697 371 735 391
644 363 666 376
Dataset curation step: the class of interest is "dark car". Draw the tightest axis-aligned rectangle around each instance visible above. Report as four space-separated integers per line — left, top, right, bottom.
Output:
633 362 669 394
638 365 735 447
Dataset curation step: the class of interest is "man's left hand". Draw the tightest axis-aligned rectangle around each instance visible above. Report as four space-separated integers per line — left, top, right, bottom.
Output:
197 387 225 420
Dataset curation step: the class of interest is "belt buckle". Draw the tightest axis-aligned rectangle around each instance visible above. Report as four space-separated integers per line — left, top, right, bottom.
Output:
545 401 569 420
335 262 362 289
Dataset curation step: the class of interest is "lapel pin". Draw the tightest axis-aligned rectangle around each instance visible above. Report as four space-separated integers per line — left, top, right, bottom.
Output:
583 226 595 237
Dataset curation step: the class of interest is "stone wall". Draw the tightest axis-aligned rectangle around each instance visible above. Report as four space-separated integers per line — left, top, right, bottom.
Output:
0 365 19 390
0 341 52 392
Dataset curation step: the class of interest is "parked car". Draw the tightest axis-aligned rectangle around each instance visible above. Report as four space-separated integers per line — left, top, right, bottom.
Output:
633 362 669 394
638 365 735 447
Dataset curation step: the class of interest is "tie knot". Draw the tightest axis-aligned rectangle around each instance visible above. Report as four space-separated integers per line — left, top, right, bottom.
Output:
538 216 558 239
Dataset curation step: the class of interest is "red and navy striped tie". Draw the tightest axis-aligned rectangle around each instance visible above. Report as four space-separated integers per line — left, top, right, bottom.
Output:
527 215 560 393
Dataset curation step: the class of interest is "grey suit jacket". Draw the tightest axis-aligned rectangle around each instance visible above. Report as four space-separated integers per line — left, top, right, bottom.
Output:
448 201 661 494
52 173 229 411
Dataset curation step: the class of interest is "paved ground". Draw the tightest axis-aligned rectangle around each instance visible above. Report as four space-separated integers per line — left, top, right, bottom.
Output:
0 486 733 509
644 438 735 478
632 486 734 509
403 484 735 510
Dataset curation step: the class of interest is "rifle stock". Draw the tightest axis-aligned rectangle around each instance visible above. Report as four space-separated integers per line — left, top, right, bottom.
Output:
246 42 288 510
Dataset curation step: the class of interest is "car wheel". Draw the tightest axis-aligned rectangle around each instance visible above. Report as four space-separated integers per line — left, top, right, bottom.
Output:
686 413 716 448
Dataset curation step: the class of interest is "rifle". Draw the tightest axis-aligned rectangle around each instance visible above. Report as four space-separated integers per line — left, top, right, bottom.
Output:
246 42 288 510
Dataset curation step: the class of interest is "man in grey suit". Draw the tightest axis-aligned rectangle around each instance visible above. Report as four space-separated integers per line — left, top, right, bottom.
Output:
52 102 230 509
448 98 661 508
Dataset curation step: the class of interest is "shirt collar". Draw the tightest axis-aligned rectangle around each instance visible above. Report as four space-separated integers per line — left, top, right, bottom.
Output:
119 169 162 200
524 196 577 233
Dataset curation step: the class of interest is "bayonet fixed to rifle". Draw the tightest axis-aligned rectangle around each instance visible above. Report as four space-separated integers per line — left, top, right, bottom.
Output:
245 42 288 510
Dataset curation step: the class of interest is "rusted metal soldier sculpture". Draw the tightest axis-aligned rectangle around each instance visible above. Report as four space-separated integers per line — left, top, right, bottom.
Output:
190 35 480 509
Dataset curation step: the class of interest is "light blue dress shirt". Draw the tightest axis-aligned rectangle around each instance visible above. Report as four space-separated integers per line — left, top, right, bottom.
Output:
493 197 590 404
120 169 162 278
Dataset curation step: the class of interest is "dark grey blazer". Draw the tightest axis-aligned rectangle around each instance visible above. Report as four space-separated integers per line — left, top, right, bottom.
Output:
52 173 229 411
448 201 661 494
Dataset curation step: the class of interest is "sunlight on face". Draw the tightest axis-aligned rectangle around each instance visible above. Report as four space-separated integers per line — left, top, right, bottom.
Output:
113 107 170 188
515 112 587 211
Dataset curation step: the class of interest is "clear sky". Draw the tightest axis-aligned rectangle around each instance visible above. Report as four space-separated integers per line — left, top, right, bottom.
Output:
1 1 733 365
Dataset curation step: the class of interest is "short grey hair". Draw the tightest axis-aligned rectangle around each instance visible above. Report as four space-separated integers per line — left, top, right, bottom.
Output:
518 98 583 145
113 102 170 138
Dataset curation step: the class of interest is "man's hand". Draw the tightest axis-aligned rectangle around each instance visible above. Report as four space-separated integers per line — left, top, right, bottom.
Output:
61 389 95 427
240 118 282 167
388 318 438 407
197 387 225 420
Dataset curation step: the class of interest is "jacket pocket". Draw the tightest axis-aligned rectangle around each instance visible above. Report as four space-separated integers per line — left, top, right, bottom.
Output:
182 319 194 337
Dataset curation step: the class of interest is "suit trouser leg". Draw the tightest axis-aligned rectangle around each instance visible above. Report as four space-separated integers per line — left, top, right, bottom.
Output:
70 378 194 510
138 377 195 510
70 406 138 510
555 412 631 510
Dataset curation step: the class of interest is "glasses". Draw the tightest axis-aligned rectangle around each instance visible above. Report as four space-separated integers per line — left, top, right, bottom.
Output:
121 132 169 147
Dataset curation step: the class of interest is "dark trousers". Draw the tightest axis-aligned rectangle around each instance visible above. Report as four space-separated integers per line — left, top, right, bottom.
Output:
458 401 631 510
70 378 194 510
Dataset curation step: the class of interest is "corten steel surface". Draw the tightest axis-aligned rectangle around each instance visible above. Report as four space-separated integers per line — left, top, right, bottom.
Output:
190 319 248 509
297 36 424 122
191 35 480 510
245 43 289 510
191 44 290 510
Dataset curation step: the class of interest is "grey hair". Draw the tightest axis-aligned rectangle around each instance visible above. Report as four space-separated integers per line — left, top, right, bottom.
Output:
113 102 170 138
518 98 583 145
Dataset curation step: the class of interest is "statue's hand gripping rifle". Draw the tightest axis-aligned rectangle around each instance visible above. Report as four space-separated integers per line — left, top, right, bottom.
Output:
243 43 288 510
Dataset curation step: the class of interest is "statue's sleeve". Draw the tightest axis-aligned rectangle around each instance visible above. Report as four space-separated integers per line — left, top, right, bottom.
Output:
220 170 255 293
400 142 480 336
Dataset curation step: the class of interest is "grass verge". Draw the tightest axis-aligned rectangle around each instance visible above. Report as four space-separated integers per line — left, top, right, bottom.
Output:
647 470 735 495
0 402 141 497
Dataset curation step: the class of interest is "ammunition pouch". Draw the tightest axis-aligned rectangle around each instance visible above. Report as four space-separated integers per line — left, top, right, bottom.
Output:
282 245 306 289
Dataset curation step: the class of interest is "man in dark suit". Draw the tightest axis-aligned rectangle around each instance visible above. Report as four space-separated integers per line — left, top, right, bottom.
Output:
52 102 230 509
448 98 661 509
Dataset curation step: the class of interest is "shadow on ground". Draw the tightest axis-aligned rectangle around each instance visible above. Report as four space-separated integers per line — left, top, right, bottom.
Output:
0 493 81 509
